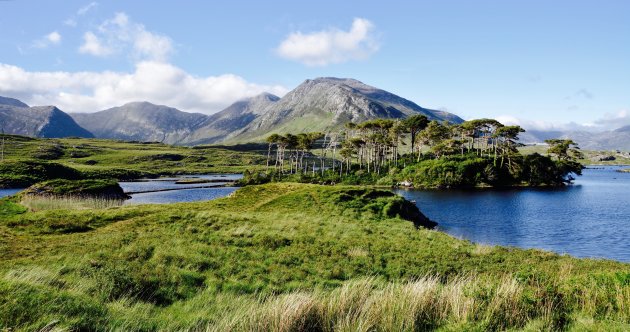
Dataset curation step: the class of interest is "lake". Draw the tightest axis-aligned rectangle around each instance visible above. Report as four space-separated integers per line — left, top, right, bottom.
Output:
2 169 628 262
395 166 630 262
125 186 239 204
120 173 242 204
0 188 22 198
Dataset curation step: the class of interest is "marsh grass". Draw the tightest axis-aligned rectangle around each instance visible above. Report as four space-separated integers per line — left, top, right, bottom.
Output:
20 196 125 211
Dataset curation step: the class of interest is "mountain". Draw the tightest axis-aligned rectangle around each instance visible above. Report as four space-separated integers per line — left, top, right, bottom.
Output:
0 96 29 108
520 126 630 151
71 102 208 144
222 77 464 142
185 93 279 145
0 97 93 138
3 77 465 144
561 128 630 151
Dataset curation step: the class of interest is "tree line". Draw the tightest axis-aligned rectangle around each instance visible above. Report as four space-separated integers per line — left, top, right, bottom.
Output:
257 115 584 187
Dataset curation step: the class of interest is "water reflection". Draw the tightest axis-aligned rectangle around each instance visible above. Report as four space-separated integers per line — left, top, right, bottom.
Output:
395 166 630 262
125 187 238 205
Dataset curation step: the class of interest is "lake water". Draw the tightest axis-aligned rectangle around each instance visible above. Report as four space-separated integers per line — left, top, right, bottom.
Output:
395 166 630 262
0 188 22 198
2 169 628 262
125 186 238 204
121 174 242 204
119 174 242 193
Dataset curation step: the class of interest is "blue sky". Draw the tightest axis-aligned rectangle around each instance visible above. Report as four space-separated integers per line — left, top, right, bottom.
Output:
1 0 628 130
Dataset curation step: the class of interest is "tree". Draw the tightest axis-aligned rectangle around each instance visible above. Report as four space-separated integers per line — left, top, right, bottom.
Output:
418 121 450 160
265 133 281 169
544 139 584 183
403 115 428 157
0 126 4 162
494 125 525 171
545 139 583 161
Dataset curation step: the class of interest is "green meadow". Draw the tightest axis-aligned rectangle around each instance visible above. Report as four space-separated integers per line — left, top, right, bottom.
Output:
0 134 265 187
1 183 628 331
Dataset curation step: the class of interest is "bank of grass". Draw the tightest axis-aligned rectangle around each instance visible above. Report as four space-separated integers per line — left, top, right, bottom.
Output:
0 183 629 330
0 134 266 188
20 196 125 212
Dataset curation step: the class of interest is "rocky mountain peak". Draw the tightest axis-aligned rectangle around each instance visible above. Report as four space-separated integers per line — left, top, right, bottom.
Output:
0 96 29 108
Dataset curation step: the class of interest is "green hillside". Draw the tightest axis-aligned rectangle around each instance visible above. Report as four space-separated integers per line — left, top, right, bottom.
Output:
1 183 628 330
0 134 265 188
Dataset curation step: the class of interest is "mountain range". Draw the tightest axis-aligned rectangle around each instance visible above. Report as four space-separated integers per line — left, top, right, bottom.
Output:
1 77 628 150
520 126 630 151
0 77 463 145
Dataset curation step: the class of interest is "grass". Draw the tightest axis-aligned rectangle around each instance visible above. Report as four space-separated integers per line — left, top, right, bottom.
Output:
0 183 629 330
20 196 125 211
0 134 266 188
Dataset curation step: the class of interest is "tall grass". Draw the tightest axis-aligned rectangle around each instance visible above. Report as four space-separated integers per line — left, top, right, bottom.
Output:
20 196 124 211
202 275 627 331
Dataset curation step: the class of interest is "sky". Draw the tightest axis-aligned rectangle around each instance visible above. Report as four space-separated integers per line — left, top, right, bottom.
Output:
1 0 629 131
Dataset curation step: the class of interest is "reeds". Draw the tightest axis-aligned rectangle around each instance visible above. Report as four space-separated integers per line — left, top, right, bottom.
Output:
20 196 124 211
203 275 570 331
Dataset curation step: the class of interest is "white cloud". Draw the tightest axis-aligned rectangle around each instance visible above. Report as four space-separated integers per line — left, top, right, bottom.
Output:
276 18 379 66
63 19 78 27
79 12 174 61
594 109 630 128
495 115 566 132
32 31 62 49
47 31 62 44
77 2 98 16
79 32 112 56
0 61 288 114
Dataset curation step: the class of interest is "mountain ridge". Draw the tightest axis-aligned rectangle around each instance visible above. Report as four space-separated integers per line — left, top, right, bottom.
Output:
220 77 464 142
71 101 208 144
0 101 93 138
4 77 465 144
184 93 280 145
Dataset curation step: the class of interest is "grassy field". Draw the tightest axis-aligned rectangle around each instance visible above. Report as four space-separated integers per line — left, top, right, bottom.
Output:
0 183 628 331
0 134 266 187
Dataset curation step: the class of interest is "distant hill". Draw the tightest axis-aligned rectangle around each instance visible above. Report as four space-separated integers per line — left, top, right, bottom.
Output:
519 126 630 151
71 102 208 144
0 97 93 138
223 77 464 142
185 93 279 145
